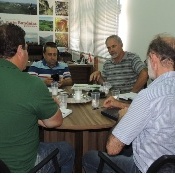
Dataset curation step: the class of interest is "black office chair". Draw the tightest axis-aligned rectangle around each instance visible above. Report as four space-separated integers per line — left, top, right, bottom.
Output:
97 151 175 173
0 148 61 173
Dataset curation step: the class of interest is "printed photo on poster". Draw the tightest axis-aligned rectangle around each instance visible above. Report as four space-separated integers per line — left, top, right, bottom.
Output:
39 16 53 31
25 32 38 45
55 1 68 16
39 33 53 45
55 17 68 32
39 0 53 15
0 0 37 15
55 33 68 47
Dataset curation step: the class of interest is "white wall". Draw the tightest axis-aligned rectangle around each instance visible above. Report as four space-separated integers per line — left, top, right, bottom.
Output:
119 0 175 61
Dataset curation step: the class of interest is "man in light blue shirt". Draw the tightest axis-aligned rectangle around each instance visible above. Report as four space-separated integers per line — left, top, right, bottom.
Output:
28 42 73 87
83 34 175 173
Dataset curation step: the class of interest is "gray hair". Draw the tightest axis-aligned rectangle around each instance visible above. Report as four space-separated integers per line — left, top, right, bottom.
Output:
147 34 175 69
105 35 123 47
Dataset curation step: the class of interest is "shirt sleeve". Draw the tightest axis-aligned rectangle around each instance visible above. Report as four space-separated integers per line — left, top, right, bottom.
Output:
131 54 147 75
112 89 150 145
63 66 71 78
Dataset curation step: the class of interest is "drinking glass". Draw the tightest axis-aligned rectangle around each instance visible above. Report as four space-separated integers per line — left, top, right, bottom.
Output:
74 88 82 101
102 82 111 95
59 94 68 109
91 92 100 108
111 89 120 99
51 81 58 97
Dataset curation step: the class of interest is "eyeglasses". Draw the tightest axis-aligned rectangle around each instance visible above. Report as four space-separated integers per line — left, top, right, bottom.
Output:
144 56 150 67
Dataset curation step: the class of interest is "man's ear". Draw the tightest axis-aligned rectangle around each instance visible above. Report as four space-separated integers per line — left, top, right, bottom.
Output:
150 53 158 71
16 45 23 58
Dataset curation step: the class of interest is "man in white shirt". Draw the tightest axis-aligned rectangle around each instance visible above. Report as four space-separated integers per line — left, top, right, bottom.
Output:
83 34 175 173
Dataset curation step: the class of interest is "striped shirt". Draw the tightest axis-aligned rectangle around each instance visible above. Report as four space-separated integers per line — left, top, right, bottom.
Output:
102 52 146 93
28 59 71 80
112 71 175 172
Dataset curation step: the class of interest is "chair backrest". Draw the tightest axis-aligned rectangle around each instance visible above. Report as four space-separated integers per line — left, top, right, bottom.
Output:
0 159 10 173
147 155 175 173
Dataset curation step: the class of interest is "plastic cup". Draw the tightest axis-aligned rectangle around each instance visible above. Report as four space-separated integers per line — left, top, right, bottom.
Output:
91 92 100 108
59 94 68 109
111 89 120 99
51 81 58 96
102 82 111 95
74 88 82 101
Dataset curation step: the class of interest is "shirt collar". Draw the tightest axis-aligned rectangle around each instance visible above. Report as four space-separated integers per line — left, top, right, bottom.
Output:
42 59 59 68
110 52 127 64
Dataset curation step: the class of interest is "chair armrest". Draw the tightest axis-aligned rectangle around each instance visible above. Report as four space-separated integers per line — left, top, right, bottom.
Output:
97 151 125 173
28 148 61 173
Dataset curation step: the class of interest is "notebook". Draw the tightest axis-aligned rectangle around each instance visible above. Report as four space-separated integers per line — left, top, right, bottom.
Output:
60 108 72 118
101 107 119 121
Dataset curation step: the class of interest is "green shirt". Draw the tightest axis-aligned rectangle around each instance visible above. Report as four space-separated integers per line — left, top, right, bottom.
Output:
0 59 58 172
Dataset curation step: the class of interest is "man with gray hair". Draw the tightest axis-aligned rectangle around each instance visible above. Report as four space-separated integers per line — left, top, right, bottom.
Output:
83 34 175 173
90 35 148 93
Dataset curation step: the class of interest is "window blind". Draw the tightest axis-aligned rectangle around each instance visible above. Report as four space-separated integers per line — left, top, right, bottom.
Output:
69 0 120 58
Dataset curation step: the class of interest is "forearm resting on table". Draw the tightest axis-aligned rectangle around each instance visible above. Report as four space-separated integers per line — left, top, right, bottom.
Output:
116 100 130 109
38 110 63 128
106 134 125 155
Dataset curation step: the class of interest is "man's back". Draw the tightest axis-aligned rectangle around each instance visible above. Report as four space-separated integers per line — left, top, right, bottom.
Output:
0 59 58 172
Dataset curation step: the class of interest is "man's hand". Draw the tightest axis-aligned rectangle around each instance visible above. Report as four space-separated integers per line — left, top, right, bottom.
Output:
103 96 130 109
58 77 73 87
103 96 117 108
44 77 53 86
89 71 102 82
106 134 125 155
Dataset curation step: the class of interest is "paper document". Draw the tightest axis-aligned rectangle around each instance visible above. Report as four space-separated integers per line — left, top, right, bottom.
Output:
119 92 137 100
72 84 101 90
60 108 72 118
48 87 63 93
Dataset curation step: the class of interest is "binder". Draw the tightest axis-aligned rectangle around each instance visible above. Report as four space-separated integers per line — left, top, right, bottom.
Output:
101 107 119 121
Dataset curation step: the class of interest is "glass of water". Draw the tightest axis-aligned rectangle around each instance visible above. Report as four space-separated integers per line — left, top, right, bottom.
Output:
91 92 100 108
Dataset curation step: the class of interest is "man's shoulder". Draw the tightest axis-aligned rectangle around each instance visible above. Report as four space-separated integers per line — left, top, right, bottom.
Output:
31 60 43 66
58 61 69 68
125 51 140 59
24 71 42 82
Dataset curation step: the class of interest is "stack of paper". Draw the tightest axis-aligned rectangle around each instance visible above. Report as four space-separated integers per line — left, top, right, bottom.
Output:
119 92 137 100
60 108 72 118
71 84 101 91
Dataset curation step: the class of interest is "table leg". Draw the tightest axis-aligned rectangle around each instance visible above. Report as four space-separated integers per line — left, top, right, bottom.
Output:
74 131 83 173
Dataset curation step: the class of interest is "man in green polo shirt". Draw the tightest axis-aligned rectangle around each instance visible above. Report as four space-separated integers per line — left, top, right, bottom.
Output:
0 23 74 172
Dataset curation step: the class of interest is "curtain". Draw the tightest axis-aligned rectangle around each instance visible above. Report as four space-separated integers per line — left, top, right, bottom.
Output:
69 0 120 58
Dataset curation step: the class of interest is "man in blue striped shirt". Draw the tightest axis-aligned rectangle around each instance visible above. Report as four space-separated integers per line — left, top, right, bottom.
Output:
28 42 73 87
83 34 175 173
90 35 148 93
